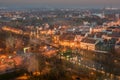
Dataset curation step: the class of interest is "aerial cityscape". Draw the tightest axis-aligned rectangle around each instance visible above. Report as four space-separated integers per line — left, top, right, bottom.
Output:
0 0 120 80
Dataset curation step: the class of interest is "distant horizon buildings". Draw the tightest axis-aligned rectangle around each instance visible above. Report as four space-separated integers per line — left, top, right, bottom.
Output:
0 5 120 10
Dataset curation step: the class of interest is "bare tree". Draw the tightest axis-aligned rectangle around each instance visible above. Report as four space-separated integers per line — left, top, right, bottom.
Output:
5 35 15 53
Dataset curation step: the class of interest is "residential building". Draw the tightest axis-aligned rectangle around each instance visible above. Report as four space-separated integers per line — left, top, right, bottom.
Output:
80 38 99 51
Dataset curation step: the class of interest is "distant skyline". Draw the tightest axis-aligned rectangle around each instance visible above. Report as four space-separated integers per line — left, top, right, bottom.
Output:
0 0 120 9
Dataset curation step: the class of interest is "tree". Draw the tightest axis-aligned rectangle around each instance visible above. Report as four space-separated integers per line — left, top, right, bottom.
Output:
5 35 15 53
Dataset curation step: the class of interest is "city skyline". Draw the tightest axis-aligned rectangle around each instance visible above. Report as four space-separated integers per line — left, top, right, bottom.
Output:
0 0 120 9
0 2 120 79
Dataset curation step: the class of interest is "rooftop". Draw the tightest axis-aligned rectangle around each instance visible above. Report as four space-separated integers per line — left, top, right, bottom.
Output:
81 38 98 44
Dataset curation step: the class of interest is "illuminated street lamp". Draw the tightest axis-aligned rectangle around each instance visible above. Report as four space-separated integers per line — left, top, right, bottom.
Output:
114 60 117 63
90 72 94 75
66 55 70 60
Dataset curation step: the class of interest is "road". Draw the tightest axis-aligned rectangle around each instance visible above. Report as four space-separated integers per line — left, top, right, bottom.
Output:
0 55 24 75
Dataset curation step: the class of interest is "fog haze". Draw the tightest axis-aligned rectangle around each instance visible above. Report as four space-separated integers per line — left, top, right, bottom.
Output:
0 0 120 8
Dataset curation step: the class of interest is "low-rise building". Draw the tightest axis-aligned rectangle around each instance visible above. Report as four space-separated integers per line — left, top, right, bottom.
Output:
115 41 120 55
80 38 99 51
59 33 75 47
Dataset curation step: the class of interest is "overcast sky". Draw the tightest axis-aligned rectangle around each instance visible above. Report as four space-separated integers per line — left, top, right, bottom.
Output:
0 0 120 8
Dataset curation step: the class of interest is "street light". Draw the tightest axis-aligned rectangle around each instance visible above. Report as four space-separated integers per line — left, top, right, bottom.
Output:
114 60 117 63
